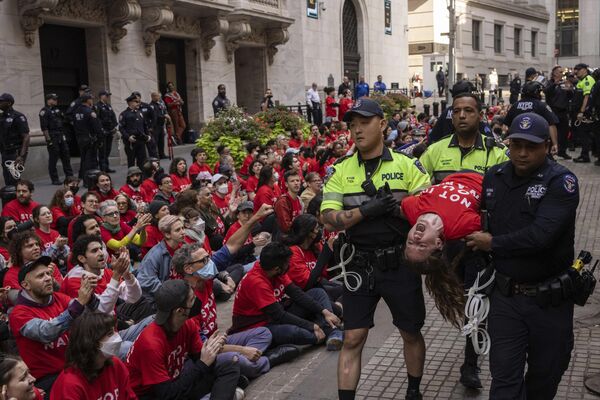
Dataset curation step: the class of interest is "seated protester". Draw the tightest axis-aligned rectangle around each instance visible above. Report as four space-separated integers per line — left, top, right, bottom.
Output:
181 207 212 253
92 173 119 203
68 215 110 271
9 256 97 394
126 279 240 400
63 176 83 214
0 355 43 400
194 171 213 189
253 165 282 212
1 180 39 224
306 194 336 246
231 242 343 350
278 152 304 190
0 216 16 261
153 173 176 204
140 158 162 203
282 214 342 304
300 172 322 210
188 147 213 182
223 201 268 274
318 141 346 178
50 312 137 400
172 244 273 378
119 166 147 207
98 200 150 256
114 193 137 226
32 205 69 275
141 200 170 257
239 141 260 179
274 171 303 235
169 157 191 193
5 231 64 290
66 191 100 247
211 173 233 217
197 187 227 248
288 129 303 149
49 188 80 237
245 160 263 201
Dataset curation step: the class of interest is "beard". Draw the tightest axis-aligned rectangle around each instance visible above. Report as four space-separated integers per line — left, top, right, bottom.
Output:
128 179 141 188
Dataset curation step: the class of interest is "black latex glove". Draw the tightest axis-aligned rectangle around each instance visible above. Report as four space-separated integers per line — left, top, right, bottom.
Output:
359 194 398 218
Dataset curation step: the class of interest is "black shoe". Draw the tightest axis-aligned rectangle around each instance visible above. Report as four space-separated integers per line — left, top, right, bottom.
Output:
51 180 62 185
237 374 250 390
405 388 423 400
460 364 482 389
573 156 591 163
557 152 572 160
265 345 300 368
106 168 116 173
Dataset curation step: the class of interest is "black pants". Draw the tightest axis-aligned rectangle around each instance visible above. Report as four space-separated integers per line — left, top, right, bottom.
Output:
77 139 99 179
577 121 594 159
124 139 147 168
0 150 18 186
438 84 444 97
488 288 573 400
154 124 166 157
145 131 158 158
510 93 519 105
99 133 114 171
47 135 73 182
311 102 323 126
553 111 570 155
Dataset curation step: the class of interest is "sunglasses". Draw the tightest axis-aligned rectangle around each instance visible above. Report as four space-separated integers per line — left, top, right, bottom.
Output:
185 256 209 266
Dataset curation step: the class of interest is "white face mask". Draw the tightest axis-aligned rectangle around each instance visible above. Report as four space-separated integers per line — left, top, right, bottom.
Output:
273 172 280 182
100 332 123 358
194 259 219 280
217 183 229 195
64 197 74 207
192 217 205 234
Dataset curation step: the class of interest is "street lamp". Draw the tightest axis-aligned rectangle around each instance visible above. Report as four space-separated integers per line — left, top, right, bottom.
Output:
445 0 456 103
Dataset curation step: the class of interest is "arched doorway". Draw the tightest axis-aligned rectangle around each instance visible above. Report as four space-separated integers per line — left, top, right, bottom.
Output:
342 0 361 86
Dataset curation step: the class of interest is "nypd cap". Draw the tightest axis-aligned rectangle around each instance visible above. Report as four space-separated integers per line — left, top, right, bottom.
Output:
508 113 549 144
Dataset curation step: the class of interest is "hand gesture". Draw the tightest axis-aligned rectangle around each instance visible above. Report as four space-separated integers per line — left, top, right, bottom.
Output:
128 136 136 143
241 346 262 362
134 213 152 231
322 309 341 329
77 275 98 305
200 330 225 366
111 248 131 281
465 231 493 252
252 235 269 248
1 385 17 400
254 204 274 220
313 324 326 343
54 236 68 248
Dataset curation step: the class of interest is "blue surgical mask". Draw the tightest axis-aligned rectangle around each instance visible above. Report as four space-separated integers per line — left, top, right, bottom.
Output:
194 259 218 280
64 197 74 207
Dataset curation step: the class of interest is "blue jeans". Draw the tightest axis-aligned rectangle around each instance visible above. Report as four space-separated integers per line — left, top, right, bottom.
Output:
118 315 155 359
216 327 272 378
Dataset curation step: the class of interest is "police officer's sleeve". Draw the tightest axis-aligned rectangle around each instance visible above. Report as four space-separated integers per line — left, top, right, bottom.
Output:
503 106 516 127
118 113 129 140
320 166 344 212
406 159 431 194
491 173 579 257
539 103 560 125
418 146 435 177
490 146 510 165
89 111 103 137
39 109 49 131
14 114 30 135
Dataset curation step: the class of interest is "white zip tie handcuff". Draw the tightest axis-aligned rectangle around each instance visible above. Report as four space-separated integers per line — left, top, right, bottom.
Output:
4 160 24 180
328 243 363 292
461 269 495 355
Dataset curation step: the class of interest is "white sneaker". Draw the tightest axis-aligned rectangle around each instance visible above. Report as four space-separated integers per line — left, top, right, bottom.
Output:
235 387 245 400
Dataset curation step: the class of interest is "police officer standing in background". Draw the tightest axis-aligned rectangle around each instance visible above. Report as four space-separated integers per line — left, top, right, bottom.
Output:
0 93 30 186
73 93 102 179
212 84 231 117
466 113 579 399
96 90 118 172
321 99 431 400
572 63 597 163
509 73 522 105
39 93 73 184
132 91 157 158
545 65 573 160
150 92 170 159
120 94 148 168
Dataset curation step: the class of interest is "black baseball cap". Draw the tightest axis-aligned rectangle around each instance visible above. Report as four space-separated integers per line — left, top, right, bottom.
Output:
19 256 52 286
154 280 190 325
79 84 89 91
0 93 15 103
574 63 589 70
98 90 111 97
80 94 93 102
45 93 58 100
126 94 138 102
343 98 384 122
525 67 537 79
508 113 549 144
131 91 141 97
237 201 254 212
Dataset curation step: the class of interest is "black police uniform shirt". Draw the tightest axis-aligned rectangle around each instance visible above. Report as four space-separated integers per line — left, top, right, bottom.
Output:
0 109 29 152
149 100 168 130
212 95 230 116
39 106 66 143
427 107 492 144
119 108 146 141
504 98 559 127
95 101 118 133
64 97 83 124
482 159 579 283
139 102 155 132
509 78 522 94
73 105 102 143
544 80 572 112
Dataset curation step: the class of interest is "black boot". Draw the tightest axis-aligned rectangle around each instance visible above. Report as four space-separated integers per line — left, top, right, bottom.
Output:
265 345 300 368
405 388 423 400
460 338 482 389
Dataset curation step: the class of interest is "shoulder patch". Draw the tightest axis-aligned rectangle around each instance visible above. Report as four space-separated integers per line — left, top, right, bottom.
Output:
90 112 97 118
563 174 577 194
323 165 336 185
393 148 414 158
19 115 26 122
333 155 349 165
213 100 219 106
39 110 45 116
414 159 427 174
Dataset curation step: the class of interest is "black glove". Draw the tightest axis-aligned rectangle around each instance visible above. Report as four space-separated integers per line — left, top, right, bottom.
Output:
359 193 398 219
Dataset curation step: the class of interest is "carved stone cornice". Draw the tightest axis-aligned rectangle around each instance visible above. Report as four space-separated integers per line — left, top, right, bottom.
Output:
46 0 105 22
141 2 174 56
17 0 59 47
200 16 229 61
266 26 289 65
224 20 252 63
168 15 202 37
107 0 141 53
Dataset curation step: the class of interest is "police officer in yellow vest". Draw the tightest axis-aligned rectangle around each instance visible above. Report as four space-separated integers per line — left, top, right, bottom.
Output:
418 92 508 390
321 98 430 400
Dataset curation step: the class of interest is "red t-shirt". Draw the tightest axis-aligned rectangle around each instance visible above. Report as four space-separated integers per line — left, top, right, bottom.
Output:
245 175 259 194
126 320 203 396
9 292 72 379
288 138 302 149
192 280 218 339
120 209 137 225
325 96 338 118
50 357 136 400
3 264 64 289
240 154 254 177
50 206 81 231
170 173 191 193
97 189 119 203
212 193 230 216
119 184 147 206
188 162 212 181
401 172 483 240
35 228 60 253
232 262 292 329
253 185 281 212
1 199 39 223
287 245 326 289
141 179 159 203
61 267 113 298
223 221 252 245
339 98 353 121
142 225 163 257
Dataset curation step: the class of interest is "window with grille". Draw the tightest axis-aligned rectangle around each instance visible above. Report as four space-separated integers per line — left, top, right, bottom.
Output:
494 24 503 54
514 27 521 56
472 20 481 51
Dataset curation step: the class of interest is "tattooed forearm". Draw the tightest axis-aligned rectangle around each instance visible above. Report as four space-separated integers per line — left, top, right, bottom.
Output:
322 209 363 231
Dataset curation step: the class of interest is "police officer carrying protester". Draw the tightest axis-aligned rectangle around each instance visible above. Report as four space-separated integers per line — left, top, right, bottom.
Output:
73 93 102 179
119 94 148 168
39 93 73 184
503 81 559 155
149 91 170 159
132 91 157 158
545 65 574 160
0 93 30 186
572 63 597 163
320 99 431 400
212 84 231 117
418 92 508 389
466 112 579 399
96 90 118 172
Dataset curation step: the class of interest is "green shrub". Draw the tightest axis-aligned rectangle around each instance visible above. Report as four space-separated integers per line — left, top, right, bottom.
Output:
370 92 411 119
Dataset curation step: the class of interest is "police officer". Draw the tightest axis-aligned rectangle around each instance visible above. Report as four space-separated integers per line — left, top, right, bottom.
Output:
73 94 102 179
321 99 431 400
150 92 170 159
96 90 118 172
132 91 157 158
503 81 559 155
466 113 579 399
212 84 231 117
509 73 522 105
0 93 30 186
64 85 92 154
572 63 597 163
544 65 573 160
119 95 148 168
418 92 508 389
39 93 73 184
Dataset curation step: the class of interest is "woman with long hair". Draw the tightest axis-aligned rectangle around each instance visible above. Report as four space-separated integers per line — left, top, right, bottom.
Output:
0 355 42 400
0 217 16 261
48 188 80 236
244 160 263 201
253 165 281 212
92 173 118 203
50 312 136 399
169 157 191 193
197 187 227 250
32 205 69 274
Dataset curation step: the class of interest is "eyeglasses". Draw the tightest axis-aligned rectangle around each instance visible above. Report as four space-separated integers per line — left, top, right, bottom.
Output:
86 199 99 204
116 202 128 206
104 211 119 217
185 256 209 266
